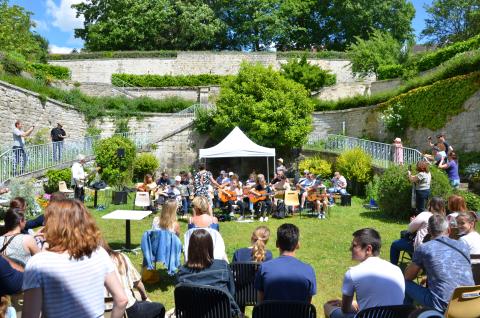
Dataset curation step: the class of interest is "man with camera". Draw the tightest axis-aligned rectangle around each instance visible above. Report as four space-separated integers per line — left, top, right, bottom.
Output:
12 120 34 176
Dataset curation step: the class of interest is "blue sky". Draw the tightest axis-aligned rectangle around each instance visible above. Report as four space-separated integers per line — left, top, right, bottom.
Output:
11 0 433 53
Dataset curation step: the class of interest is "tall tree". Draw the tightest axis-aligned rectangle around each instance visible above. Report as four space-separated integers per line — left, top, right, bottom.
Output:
421 0 480 46
0 0 47 60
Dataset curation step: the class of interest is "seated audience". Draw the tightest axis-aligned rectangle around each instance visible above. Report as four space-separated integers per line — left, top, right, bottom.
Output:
254 223 316 302
328 172 348 204
446 194 468 238
177 229 240 316
22 200 128 318
101 240 165 318
188 196 219 231
404 214 474 313
232 226 273 263
390 196 445 265
152 199 180 236
0 208 39 266
457 212 480 255
324 228 405 318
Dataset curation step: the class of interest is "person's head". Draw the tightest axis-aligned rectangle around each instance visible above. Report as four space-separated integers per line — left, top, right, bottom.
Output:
77 154 86 163
334 171 341 178
351 228 381 261
448 151 457 161
448 194 467 213
308 173 315 180
277 170 284 177
57 123 62 128
186 229 214 270
249 172 256 180
50 192 67 202
3 208 26 232
161 172 169 179
198 163 206 171
428 196 446 215
277 158 284 165
428 214 449 238
456 212 477 235
14 120 21 128
416 160 429 173
256 174 266 185
437 133 446 142
394 137 402 144
144 174 153 184
432 146 440 154
43 199 102 259
160 199 178 229
175 175 181 184
192 196 209 216
276 223 299 253
251 226 270 262
9 197 26 211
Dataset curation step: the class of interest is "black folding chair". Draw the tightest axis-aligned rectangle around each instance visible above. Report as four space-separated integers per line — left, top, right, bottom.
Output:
230 262 261 313
174 283 232 318
471 254 480 285
252 300 316 318
355 304 417 318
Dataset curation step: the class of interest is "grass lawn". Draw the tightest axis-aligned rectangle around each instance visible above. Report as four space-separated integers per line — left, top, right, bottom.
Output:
89 195 407 317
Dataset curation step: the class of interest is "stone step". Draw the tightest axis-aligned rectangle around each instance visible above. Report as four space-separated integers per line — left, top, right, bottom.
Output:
458 182 469 191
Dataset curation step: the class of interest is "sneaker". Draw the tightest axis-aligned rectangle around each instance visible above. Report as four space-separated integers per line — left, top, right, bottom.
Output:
321 213 326 219
259 217 264 222
264 217 268 222
238 216 244 221
229 212 235 217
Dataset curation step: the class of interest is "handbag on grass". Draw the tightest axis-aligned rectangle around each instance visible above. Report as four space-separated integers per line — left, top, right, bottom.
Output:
141 265 160 284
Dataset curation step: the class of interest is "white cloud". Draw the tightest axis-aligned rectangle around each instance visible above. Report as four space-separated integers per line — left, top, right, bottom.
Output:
32 19 49 32
46 0 84 33
49 44 75 54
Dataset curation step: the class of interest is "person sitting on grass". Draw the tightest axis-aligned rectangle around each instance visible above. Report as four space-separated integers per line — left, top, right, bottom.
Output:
232 226 273 263
457 211 480 255
151 199 180 236
188 196 219 231
324 228 405 318
177 229 240 317
404 214 474 313
254 223 316 303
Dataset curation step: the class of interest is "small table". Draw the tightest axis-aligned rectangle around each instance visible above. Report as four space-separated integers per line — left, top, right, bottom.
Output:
102 210 152 251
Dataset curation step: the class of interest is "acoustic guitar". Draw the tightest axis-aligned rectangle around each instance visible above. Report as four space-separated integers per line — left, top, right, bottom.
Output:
306 188 328 202
218 189 237 203
249 190 271 204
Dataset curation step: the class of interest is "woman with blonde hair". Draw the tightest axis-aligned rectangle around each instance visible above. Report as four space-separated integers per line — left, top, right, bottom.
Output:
22 200 128 318
233 226 272 262
457 212 480 255
152 199 180 236
188 196 219 231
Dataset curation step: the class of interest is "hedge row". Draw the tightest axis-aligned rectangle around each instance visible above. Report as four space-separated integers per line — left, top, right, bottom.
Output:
112 73 232 87
48 50 178 60
27 63 70 80
277 50 348 59
0 52 71 80
377 64 404 80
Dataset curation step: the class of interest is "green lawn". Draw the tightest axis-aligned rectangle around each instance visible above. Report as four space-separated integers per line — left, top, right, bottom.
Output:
89 196 407 317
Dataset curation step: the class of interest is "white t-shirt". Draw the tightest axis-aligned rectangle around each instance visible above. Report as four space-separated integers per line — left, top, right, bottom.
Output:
408 211 432 248
341 257 405 311
23 247 115 318
71 162 86 187
460 231 480 255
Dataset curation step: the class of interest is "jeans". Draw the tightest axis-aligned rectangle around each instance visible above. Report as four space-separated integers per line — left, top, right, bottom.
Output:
12 146 27 175
329 308 356 318
404 280 439 311
126 301 165 318
328 187 347 203
450 179 460 189
415 189 430 213
227 199 245 216
52 141 63 162
390 237 414 265
254 200 272 217
181 197 190 215
74 185 85 202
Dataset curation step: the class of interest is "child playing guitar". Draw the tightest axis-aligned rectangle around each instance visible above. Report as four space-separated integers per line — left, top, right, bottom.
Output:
219 175 246 220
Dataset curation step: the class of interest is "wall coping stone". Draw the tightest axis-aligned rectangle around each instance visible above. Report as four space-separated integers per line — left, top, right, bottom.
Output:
313 104 379 115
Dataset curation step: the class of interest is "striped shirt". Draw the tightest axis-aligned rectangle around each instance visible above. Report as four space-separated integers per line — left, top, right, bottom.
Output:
23 247 114 318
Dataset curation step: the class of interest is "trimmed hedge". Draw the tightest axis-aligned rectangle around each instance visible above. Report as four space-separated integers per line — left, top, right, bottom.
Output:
112 73 232 87
48 50 178 60
277 50 348 60
377 64 404 80
27 63 70 80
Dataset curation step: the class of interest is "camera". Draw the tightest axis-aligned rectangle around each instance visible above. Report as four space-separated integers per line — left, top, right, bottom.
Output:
427 136 432 140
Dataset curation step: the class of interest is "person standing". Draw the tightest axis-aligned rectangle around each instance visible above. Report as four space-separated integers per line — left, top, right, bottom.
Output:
408 161 431 214
393 137 404 165
438 152 460 189
50 123 66 162
71 154 87 202
12 120 34 176
194 163 220 206
276 158 286 175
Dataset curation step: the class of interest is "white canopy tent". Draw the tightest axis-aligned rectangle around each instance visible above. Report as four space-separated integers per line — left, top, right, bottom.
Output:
199 127 276 181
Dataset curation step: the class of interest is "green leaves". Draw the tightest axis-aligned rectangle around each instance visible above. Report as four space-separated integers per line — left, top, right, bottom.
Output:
336 148 373 184
281 55 336 91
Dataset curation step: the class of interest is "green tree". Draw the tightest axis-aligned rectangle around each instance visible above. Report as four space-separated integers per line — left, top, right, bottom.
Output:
195 62 314 150
421 0 480 46
280 55 336 91
347 29 405 77
0 0 47 60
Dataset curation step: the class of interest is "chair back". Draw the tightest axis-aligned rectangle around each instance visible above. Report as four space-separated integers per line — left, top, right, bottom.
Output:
174 283 231 318
230 262 261 310
252 300 316 318
445 285 480 318
58 181 72 193
134 191 151 208
408 308 444 318
471 254 480 285
284 190 299 207
355 304 416 318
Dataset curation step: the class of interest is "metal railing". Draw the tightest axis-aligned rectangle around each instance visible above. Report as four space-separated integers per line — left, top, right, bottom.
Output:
305 133 423 169
176 103 215 117
0 132 151 184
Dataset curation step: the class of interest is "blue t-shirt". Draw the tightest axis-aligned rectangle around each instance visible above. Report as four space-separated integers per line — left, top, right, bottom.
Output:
232 248 273 263
446 160 459 181
0 256 23 295
254 255 316 301
412 236 474 312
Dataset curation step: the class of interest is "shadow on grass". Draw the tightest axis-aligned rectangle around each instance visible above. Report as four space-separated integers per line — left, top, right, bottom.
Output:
144 267 177 292
359 210 405 224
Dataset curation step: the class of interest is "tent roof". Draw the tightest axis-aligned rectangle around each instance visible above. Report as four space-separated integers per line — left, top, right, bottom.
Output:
199 127 275 158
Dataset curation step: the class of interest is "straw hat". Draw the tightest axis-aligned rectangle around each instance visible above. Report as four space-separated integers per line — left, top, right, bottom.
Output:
277 158 284 164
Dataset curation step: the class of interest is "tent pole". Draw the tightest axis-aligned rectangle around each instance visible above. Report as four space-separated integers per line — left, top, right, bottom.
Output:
267 157 270 183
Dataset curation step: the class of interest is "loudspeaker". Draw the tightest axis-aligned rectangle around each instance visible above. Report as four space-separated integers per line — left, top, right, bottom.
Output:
112 191 128 205
117 148 125 158
341 194 352 206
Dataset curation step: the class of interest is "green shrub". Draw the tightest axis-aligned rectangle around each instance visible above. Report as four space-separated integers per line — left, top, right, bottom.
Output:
27 127 50 145
456 191 480 211
111 73 232 87
430 166 454 200
336 148 373 195
8 178 41 218
1 52 26 75
44 168 72 194
94 136 136 189
27 63 70 80
298 156 332 178
48 50 177 60
458 151 480 177
365 174 381 202
377 64 404 80
280 55 336 91
133 153 159 181
277 51 348 59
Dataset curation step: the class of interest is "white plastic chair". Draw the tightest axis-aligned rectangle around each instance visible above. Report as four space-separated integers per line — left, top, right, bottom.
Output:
58 181 74 198
133 191 151 209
